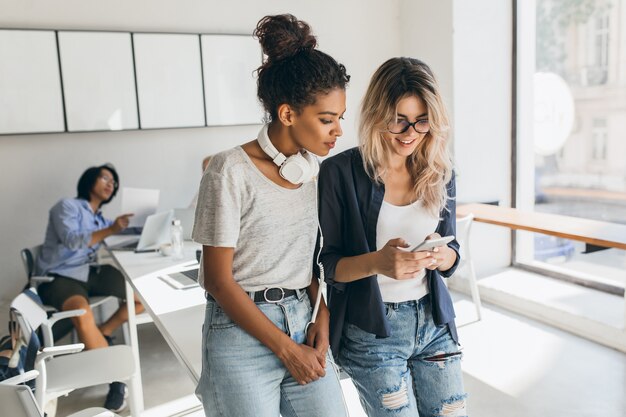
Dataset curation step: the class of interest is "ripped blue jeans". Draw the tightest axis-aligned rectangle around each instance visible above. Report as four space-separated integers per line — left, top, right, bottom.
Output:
339 296 467 417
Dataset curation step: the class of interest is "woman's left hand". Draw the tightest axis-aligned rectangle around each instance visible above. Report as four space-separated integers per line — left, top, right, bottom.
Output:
305 308 330 367
424 233 457 271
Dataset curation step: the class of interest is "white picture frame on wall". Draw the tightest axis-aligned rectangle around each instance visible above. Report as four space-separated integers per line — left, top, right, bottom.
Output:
0 30 64 134
58 31 138 132
134 33 205 129
201 35 263 126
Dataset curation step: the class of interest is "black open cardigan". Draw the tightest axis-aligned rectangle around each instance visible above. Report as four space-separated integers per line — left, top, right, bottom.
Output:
317 147 461 357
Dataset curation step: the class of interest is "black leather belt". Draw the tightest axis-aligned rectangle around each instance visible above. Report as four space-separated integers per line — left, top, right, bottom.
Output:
204 288 302 303
249 288 300 303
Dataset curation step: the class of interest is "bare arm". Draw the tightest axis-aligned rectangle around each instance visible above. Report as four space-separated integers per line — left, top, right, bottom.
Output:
334 252 379 283
334 238 438 283
203 245 326 384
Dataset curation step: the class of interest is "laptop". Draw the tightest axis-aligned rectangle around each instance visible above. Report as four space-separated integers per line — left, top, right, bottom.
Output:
173 208 195 240
108 210 174 252
159 265 200 289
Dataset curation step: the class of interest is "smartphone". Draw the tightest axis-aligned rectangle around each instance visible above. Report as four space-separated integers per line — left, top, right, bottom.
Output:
410 235 455 252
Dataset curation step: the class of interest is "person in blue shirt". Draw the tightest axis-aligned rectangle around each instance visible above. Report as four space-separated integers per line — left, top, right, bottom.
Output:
318 58 468 417
35 163 142 412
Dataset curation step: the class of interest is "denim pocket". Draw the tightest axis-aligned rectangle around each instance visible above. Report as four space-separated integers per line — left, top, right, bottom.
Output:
343 322 373 343
384 304 396 320
209 304 237 329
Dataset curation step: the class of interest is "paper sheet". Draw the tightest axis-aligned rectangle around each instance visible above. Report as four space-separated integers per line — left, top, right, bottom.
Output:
120 187 160 227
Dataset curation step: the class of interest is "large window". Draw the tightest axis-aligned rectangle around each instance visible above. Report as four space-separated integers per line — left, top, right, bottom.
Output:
516 0 626 293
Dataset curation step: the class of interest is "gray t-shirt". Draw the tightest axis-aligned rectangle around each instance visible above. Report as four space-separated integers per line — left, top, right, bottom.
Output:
192 146 317 292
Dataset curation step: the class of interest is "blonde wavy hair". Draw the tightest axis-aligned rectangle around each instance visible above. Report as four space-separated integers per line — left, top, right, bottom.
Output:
359 57 453 216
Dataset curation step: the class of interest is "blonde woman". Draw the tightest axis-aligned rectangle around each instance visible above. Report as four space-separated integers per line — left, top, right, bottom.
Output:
318 57 467 417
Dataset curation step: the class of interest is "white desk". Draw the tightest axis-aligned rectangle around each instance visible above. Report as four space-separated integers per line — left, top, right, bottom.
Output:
106 240 204 416
107 240 367 417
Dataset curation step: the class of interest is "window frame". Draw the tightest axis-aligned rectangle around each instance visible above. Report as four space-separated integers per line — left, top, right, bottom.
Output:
511 0 624 295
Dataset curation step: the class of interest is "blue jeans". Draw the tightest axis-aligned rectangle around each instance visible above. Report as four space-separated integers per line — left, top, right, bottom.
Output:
339 296 467 417
195 290 347 417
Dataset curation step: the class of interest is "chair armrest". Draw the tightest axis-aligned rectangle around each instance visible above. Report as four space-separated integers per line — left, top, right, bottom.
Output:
39 309 86 347
36 343 85 364
49 309 86 325
31 275 55 284
0 370 39 385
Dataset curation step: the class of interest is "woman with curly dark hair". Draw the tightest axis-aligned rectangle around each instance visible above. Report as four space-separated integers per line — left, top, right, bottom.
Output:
192 14 349 417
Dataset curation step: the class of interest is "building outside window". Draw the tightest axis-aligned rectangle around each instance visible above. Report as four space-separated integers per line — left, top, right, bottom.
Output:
585 12 610 85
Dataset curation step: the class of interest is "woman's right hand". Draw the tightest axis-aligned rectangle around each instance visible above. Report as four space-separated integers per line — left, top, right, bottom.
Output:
279 342 326 385
374 238 435 280
111 213 133 233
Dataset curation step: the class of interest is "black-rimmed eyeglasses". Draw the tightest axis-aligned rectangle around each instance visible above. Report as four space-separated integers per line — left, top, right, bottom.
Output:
387 119 430 134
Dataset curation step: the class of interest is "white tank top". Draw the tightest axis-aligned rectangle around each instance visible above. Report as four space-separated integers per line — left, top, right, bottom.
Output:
376 200 439 302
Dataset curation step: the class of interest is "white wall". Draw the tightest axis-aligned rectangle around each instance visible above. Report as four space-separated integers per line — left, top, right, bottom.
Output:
453 0 513 206
400 0 513 277
0 0 401 300
398 0 456 205
399 0 454 122
453 0 513 276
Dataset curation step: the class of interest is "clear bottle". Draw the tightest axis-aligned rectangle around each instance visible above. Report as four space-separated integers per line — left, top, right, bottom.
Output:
170 219 184 260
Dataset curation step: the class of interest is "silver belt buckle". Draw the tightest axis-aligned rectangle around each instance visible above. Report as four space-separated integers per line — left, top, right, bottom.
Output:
263 287 285 303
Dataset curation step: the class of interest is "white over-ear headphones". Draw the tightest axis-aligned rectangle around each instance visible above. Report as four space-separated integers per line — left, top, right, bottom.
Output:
257 124 319 184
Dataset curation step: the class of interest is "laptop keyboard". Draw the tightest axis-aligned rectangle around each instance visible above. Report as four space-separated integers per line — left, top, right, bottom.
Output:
179 268 199 282
108 241 139 251
117 241 139 250
163 267 199 288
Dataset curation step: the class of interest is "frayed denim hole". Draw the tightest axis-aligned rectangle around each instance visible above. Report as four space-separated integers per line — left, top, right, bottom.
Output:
423 350 463 369
378 376 410 411
434 393 468 416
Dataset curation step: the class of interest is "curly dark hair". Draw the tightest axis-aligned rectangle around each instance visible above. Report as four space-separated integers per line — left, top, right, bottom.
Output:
254 14 350 121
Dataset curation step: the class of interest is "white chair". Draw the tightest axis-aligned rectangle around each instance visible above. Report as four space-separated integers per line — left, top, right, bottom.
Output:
10 285 86 348
0 371 120 417
455 214 483 321
9 291 136 413
20 246 118 329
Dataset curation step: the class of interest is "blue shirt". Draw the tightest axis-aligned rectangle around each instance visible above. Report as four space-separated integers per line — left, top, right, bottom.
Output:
35 198 112 282
317 147 461 357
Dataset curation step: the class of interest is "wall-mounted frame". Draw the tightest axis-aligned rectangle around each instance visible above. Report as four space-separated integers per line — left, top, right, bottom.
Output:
0 29 64 134
201 35 264 126
133 33 205 129
58 31 139 132
0 28 263 136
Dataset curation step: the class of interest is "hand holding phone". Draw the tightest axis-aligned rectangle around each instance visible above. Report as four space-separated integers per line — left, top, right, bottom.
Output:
410 235 454 252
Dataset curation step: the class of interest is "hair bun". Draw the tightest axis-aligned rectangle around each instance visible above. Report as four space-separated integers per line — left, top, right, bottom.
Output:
254 14 317 63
